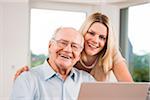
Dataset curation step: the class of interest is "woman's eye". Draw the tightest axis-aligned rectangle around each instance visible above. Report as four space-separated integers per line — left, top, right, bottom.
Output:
99 35 106 40
88 31 95 35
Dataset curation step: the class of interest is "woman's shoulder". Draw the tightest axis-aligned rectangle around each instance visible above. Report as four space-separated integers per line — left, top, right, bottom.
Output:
113 47 124 58
74 61 82 70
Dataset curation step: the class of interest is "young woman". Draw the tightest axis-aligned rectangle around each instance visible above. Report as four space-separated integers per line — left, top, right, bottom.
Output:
14 12 133 82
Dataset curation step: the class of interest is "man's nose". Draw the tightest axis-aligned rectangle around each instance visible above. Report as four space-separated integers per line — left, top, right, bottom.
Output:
63 43 72 52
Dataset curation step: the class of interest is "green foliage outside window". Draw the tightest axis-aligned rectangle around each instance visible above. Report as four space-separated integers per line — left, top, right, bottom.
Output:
131 53 150 82
31 52 47 67
132 67 149 82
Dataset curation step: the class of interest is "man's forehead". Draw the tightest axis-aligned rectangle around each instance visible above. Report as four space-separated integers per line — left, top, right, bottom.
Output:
56 28 80 38
55 28 82 43
57 28 78 34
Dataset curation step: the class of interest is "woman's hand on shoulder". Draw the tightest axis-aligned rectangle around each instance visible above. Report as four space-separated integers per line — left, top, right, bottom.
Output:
14 66 29 80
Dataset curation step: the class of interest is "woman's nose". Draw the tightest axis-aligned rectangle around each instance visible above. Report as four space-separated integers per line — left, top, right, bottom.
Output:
92 35 99 43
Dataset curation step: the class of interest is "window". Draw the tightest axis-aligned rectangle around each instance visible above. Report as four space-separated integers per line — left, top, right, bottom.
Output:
120 3 150 82
30 9 86 67
128 3 150 82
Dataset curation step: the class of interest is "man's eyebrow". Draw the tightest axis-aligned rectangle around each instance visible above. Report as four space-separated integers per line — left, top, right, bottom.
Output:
72 42 80 45
57 39 67 42
58 39 81 45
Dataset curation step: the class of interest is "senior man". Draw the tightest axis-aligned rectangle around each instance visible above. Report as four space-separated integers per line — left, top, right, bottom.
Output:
10 27 95 100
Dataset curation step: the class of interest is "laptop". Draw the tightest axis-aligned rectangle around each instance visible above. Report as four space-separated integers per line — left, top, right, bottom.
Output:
78 82 150 100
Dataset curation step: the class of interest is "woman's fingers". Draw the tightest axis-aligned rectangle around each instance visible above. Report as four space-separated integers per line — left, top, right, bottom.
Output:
14 66 29 80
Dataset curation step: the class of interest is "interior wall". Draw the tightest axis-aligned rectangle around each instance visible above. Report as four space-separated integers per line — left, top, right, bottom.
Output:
0 1 29 99
0 3 3 99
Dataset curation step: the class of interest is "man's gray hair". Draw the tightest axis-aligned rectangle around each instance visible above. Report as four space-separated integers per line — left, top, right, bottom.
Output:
51 27 84 48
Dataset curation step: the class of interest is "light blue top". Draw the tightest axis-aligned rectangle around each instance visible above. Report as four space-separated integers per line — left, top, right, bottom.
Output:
10 59 95 100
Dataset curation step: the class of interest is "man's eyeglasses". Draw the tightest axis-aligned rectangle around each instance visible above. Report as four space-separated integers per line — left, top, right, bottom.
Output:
52 39 83 52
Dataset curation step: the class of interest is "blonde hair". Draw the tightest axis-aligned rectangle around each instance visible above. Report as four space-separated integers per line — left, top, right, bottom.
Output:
79 12 116 74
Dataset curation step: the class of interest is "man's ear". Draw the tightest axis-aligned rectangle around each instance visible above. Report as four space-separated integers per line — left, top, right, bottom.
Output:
48 40 53 54
48 40 52 48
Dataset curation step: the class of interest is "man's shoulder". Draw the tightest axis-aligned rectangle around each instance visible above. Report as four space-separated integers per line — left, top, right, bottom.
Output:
15 65 43 82
30 64 45 78
30 65 43 73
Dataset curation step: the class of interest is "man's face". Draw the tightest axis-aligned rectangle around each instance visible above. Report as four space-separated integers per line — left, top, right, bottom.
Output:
49 28 83 72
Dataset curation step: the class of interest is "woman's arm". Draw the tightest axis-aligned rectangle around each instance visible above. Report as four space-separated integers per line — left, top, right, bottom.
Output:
113 61 133 82
112 48 133 82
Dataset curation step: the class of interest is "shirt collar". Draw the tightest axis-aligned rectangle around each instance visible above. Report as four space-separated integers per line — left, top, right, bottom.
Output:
41 59 77 81
71 68 78 81
41 59 56 81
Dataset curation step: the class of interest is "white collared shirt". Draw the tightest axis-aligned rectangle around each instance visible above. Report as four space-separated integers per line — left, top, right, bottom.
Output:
10 59 95 100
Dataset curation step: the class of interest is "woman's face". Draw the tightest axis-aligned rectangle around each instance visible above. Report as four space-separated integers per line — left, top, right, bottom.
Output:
84 22 107 56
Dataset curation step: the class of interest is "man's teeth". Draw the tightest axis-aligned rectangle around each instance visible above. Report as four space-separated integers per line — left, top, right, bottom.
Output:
62 56 69 59
60 54 71 59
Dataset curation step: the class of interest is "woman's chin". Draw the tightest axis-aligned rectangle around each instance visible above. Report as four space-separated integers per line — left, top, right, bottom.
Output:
85 50 98 56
